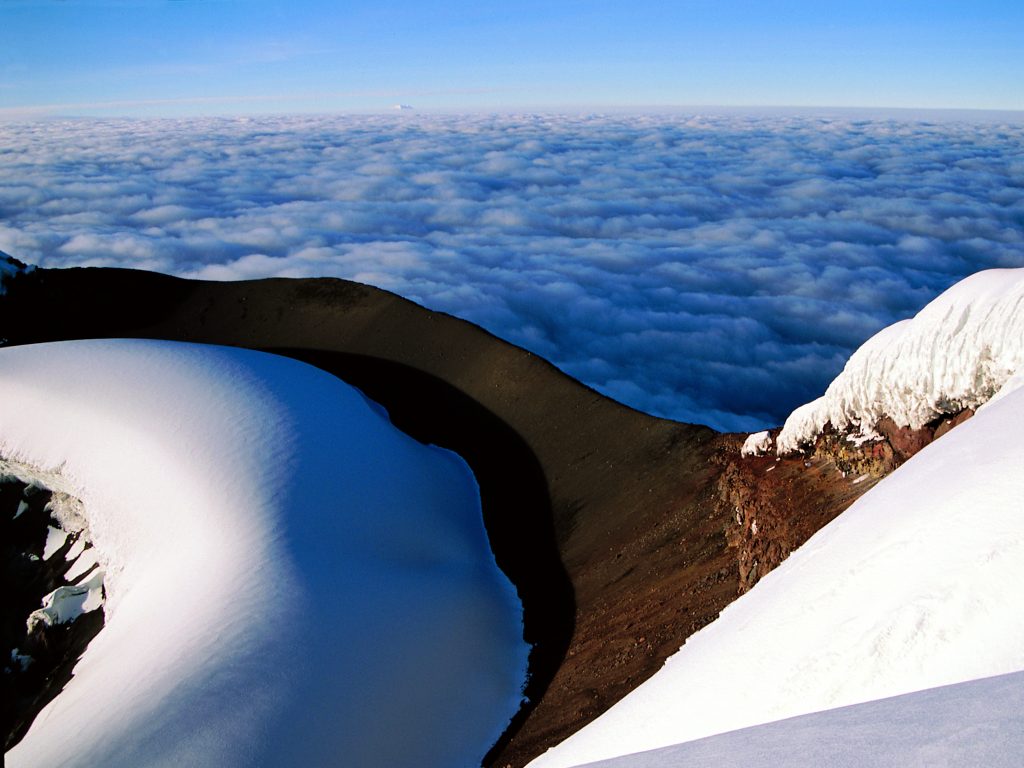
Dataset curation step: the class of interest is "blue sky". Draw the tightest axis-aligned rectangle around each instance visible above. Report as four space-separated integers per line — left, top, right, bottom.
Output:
3 0 1022 116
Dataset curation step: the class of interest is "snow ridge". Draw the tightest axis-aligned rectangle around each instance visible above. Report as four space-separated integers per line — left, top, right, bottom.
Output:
776 268 1024 454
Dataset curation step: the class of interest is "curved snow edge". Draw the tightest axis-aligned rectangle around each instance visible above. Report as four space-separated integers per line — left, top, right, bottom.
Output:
2 340 528 768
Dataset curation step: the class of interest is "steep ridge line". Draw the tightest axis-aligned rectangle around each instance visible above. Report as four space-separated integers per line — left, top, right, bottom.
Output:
0 266 871 766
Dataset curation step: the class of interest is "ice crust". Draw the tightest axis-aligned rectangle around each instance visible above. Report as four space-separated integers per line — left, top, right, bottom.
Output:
776 268 1024 454
2 339 528 768
531 324 1024 766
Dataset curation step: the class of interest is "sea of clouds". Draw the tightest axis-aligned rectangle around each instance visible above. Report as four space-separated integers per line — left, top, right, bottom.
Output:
1 112 1021 431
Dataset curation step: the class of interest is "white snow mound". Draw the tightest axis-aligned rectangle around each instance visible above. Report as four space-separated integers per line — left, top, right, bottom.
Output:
776 268 1024 454
2 339 528 768
529 366 1024 766
740 430 772 457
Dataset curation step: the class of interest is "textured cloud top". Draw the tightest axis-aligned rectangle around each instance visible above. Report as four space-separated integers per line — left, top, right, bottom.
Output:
2 113 1022 430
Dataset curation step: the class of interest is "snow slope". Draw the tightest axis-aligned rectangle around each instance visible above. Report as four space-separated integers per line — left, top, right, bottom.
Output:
777 268 1024 454
574 670 1024 768
530 322 1024 764
2 339 528 768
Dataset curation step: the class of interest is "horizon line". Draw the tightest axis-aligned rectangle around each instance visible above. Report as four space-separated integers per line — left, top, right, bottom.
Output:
3 101 1024 123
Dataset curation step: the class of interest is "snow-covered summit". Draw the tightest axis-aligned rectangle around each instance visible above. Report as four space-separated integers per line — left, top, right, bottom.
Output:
776 268 1024 455
3 339 527 768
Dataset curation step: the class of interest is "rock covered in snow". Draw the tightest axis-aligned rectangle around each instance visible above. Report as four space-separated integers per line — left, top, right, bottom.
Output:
26 571 105 633
740 430 772 457
776 268 1024 455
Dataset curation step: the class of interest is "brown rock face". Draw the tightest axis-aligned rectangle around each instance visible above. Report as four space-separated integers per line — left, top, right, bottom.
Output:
715 402 980 598
712 433 879 594
714 407 978 597
876 417 936 463
809 425 899 477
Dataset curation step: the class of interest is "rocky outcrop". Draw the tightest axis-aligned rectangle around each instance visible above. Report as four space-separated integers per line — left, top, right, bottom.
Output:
715 402 977 598
712 433 879 595
784 409 976 479
1 475 104 750
712 399 977 599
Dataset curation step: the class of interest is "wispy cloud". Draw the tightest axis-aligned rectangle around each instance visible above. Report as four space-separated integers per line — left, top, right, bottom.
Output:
2 113 1022 430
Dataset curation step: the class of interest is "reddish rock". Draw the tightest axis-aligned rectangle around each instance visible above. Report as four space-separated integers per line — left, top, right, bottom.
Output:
876 417 935 463
714 432 877 594
934 409 975 440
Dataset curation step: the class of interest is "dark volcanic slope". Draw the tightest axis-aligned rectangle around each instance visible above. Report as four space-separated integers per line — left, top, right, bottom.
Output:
0 267 871 766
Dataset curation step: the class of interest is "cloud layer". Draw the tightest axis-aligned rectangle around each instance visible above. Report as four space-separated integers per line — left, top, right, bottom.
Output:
2 113 1022 431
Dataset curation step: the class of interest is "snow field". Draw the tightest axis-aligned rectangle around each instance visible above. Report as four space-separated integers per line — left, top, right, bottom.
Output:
574 670 1024 768
2 339 528 768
